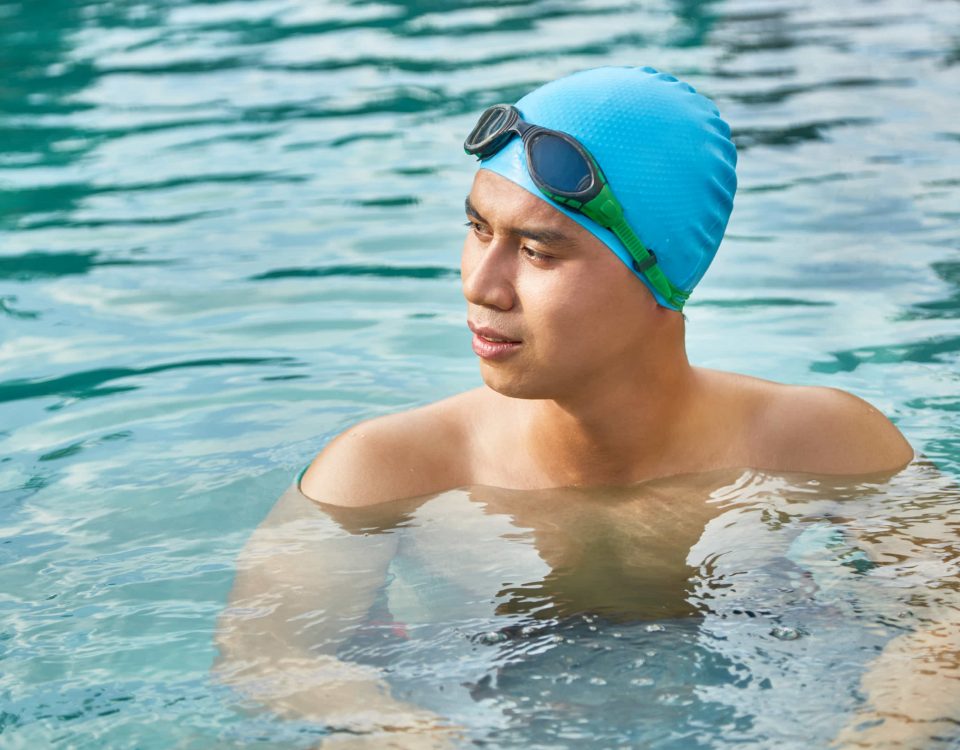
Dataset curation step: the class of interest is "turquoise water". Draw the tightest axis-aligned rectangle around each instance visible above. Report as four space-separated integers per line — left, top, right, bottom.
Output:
2 0 959 747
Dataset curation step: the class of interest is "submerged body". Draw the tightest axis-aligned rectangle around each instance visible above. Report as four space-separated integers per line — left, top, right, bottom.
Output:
330 466 747 625
219 461 959 748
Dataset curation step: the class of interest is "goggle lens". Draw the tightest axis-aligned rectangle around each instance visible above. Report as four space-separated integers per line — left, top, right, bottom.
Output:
528 132 593 195
466 105 514 157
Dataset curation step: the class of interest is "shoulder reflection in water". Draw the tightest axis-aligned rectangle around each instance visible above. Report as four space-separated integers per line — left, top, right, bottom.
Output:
215 460 960 749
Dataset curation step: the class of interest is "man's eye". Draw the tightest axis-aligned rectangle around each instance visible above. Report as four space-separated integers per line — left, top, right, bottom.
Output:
522 247 553 263
464 220 486 234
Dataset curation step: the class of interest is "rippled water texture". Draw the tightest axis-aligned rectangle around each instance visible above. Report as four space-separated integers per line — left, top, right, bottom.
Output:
1 0 959 747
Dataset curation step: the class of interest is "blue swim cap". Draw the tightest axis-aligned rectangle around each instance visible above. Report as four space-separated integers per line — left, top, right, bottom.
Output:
477 66 737 311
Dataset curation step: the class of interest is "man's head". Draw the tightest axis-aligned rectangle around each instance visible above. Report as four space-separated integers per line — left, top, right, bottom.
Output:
460 66 737 401
463 169 681 401
466 65 737 311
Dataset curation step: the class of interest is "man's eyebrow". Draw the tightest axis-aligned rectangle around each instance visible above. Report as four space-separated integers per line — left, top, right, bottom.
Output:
464 196 485 222
464 196 576 247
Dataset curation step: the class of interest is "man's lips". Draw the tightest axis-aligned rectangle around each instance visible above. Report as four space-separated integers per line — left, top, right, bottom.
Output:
467 321 521 343
467 320 523 361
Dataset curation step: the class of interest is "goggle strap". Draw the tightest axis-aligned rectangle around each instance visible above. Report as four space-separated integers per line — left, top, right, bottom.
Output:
609 216 688 310
632 254 657 274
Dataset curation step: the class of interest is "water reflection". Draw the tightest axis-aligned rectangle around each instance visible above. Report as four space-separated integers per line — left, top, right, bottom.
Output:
811 335 960 373
218 460 960 747
0 251 164 281
0 0 95 226
250 263 458 281
0 356 297 405
902 259 960 320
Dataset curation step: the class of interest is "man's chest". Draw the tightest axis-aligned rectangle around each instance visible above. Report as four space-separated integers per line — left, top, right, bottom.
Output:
386 483 733 624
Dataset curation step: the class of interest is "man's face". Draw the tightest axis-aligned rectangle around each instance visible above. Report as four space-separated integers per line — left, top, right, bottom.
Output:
461 169 659 400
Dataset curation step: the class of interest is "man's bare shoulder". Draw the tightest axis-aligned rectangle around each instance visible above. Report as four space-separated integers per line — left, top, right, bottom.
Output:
747 378 915 476
299 388 485 507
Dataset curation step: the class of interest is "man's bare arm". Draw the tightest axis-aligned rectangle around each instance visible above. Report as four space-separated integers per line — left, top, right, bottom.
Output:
832 458 960 747
833 618 960 748
214 481 460 746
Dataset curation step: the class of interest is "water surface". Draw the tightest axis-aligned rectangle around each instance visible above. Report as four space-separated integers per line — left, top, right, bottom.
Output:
1 0 959 747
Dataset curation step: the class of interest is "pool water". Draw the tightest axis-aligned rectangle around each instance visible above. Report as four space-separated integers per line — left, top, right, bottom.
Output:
1 0 959 747
223 465 955 749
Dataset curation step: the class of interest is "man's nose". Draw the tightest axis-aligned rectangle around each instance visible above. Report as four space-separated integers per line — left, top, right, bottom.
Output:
461 237 517 311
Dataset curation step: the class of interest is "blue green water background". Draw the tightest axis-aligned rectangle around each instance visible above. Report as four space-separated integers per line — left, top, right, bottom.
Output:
1 0 959 747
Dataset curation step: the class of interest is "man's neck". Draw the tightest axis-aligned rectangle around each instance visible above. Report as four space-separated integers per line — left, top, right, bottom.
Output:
521 360 702 487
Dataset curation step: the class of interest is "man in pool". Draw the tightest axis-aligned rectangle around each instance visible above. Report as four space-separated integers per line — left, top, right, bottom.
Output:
217 67 958 748
301 66 913 504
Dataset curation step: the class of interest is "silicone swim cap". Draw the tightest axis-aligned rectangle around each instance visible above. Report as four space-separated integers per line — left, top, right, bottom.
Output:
478 65 737 311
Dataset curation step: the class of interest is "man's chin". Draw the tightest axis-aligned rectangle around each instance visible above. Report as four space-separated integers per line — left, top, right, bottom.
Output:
479 364 552 401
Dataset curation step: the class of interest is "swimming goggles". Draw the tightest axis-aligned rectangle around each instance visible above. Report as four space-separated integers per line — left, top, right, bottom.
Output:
464 104 688 310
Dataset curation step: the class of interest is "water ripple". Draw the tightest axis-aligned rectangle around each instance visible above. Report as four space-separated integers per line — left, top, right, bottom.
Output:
0 252 169 281
250 264 459 281
0 357 298 405
733 117 876 149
